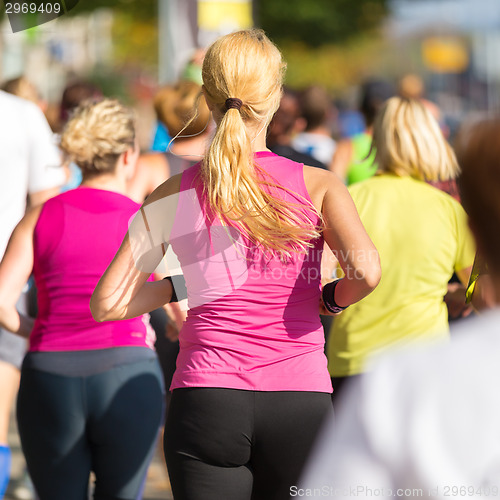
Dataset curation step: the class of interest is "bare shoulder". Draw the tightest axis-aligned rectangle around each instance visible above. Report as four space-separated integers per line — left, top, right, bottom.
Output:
128 153 170 202
138 153 169 182
143 173 182 207
303 165 346 210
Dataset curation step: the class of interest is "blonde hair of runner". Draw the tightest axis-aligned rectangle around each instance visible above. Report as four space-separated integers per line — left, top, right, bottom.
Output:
60 98 135 178
373 96 459 181
201 29 322 259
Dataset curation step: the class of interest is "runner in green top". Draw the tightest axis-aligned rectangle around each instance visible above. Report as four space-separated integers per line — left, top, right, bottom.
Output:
345 132 377 185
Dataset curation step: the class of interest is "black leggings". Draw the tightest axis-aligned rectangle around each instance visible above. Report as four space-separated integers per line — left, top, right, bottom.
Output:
17 358 165 500
164 388 333 500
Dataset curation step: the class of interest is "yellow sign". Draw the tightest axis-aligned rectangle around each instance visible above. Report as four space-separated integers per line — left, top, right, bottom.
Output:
422 37 469 73
198 0 253 31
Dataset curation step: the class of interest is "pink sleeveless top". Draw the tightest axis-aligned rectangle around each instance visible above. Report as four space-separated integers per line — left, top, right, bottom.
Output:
30 187 151 352
169 151 332 392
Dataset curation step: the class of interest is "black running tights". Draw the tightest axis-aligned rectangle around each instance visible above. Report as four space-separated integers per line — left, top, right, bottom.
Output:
164 388 333 500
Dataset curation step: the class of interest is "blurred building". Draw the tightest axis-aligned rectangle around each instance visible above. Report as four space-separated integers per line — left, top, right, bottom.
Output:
0 9 113 102
158 0 253 83
388 0 500 112
0 1 255 99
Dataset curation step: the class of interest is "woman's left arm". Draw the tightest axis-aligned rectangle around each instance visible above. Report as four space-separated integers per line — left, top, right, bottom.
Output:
0 207 41 337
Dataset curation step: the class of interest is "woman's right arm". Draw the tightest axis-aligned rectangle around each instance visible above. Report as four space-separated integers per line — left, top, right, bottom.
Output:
91 174 182 322
305 167 381 308
0 207 41 337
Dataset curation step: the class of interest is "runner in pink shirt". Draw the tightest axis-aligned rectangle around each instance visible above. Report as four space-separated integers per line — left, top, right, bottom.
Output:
92 29 380 500
0 99 164 500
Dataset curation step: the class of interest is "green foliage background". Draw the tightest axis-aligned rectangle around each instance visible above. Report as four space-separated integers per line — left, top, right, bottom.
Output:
1 0 392 93
66 0 390 90
256 0 388 48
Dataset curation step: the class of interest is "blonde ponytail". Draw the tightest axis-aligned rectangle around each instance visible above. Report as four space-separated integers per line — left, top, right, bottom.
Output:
201 29 322 258
204 103 252 215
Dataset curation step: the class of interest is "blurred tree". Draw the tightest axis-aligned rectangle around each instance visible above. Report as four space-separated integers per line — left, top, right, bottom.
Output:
65 0 158 70
67 0 156 20
111 12 158 70
281 35 394 93
256 0 388 48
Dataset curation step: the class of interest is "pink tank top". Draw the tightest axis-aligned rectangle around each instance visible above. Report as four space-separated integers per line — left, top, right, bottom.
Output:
169 151 332 392
30 187 151 352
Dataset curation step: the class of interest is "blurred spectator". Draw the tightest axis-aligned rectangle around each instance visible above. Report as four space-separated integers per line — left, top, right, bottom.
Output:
2 76 46 113
150 121 171 153
59 80 103 128
150 48 206 153
181 47 205 85
336 108 366 138
326 97 474 403
292 85 337 165
128 80 211 203
267 89 327 170
0 90 64 499
300 117 500 496
398 73 425 100
58 80 104 191
330 79 396 185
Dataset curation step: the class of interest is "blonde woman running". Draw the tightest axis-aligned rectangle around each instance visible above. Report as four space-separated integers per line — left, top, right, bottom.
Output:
91 29 380 500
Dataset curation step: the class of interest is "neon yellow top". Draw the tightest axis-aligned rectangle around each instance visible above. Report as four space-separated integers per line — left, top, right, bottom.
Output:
328 175 476 377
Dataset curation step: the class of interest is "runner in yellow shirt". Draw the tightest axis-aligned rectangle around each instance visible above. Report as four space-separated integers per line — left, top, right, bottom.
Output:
327 97 475 400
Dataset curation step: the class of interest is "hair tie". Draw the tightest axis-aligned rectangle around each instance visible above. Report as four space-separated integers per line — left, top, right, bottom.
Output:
225 98 243 111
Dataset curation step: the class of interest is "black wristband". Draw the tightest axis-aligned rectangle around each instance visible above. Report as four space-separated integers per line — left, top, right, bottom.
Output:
163 275 187 303
322 279 349 314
